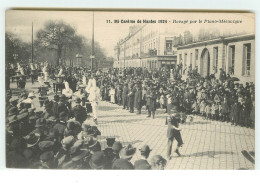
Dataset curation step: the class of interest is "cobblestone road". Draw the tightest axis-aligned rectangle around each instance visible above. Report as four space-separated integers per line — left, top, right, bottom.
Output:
10 81 255 170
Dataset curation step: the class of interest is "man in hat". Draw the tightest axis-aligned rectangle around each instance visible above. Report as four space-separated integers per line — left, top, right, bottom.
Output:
111 141 123 164
57 94 70 116
103 137 116 169
166 112 184 160
51 94 59 118
31 118 48 140
52 112 68 142
8 97 19 112
71 97 88 124
128 86 135 113
6 137 28 168
89 151 107 170
112 144 136 170
134 84 142 114
39 151 57 169
134 145 152 170
146 86 157 119
55 135 75 168
150 155 167 170
122 83 129 110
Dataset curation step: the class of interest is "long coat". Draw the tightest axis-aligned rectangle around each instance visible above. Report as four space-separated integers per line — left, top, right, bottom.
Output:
128 90 135 108
134 89 142 109
230 102 240 123
146 90 157 111
122 86 129 105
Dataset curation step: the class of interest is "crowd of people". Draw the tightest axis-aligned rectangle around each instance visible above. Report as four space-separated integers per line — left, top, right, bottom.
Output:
5 62 255 169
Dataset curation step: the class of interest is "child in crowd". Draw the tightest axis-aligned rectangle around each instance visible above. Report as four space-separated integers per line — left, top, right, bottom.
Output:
200 100 206 118
205 102 211 120
211 102 217 120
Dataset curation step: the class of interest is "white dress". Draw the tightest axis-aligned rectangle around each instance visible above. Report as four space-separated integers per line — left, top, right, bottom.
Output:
109 88 115 103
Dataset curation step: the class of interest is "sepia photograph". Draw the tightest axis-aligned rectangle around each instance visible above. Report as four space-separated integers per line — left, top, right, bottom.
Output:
5 10 255 170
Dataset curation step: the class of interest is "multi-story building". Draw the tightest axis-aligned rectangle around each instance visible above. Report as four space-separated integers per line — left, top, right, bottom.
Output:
114 24 178 70
177 33 255 83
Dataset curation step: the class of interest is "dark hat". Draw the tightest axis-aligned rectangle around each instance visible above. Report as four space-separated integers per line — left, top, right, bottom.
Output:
59 111 68 120
40 151 54 162
66 120 78 130
139 145 152 154
119 144 136 159
75 97 81 103
87 126 101 137
106 137 115 147
134 160 151 170
38 141 54 152
112 141 123 152
112 158 134 170
35 118 46 128
89 151 106 169
26 133 41 148
35 110 43 118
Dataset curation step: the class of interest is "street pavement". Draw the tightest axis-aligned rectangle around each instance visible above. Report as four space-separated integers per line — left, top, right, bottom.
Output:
10 80 255 170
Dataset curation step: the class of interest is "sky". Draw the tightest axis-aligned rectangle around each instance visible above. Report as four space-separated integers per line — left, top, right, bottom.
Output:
5 10 255 57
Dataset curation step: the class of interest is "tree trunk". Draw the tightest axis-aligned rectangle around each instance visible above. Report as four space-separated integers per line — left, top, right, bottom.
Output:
57 47 62 66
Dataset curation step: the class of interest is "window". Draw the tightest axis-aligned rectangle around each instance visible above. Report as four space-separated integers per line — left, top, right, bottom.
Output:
195 49 198 60
184 53 187 66
166 40 173 52
243 44 251 76
229 46 235 75
213 47 218 73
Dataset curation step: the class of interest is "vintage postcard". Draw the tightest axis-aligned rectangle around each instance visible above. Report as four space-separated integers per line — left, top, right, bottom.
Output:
5 10 255 170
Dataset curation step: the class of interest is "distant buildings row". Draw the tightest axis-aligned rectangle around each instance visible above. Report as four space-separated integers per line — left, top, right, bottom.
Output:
114 25 255 83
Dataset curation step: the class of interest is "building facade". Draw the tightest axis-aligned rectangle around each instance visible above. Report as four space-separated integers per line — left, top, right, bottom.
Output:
177 33 255 83
114 24 177 70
